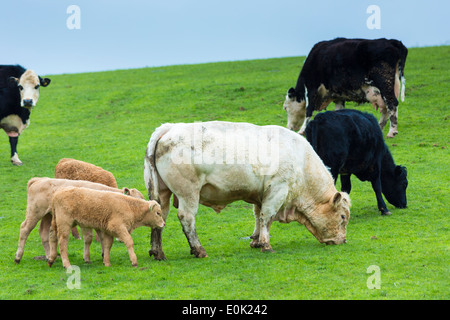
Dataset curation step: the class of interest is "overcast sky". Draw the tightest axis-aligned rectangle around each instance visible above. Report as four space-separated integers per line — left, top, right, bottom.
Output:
1 0 449 75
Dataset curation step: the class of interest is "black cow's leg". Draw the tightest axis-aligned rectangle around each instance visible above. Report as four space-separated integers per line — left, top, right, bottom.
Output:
370 177 391 215
9 136 23 166
371 72 399 138
340 174 352 194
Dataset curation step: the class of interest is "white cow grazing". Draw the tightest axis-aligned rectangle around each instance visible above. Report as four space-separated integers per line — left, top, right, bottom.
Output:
144 121 351 259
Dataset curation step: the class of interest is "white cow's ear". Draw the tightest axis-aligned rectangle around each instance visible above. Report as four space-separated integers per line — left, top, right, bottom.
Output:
332 192 342 207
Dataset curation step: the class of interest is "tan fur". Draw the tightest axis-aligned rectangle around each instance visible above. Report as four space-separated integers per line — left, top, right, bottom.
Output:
14 177 145 264
55 158 119 239
55 158 118 188
48 187 165 268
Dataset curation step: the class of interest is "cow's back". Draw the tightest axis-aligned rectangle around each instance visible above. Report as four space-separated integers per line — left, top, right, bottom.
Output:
306 109 385 178
154 121 333 204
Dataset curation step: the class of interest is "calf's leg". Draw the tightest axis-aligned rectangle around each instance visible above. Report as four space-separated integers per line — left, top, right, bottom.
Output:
82 227 93 263
116 228 138 267
15 209 49 263
101 234 114 267
58 225 72 268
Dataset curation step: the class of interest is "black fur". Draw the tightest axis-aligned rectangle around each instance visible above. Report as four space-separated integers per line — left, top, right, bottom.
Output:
305 109 408 215
289 38 408 118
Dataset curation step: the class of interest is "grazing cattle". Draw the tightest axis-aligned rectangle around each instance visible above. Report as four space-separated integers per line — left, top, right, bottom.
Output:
305 109 408 215
14 177 145 264
144 121 351 260
48 187 165 268
283 38 407 138
55 158 119 239
0 65 51 165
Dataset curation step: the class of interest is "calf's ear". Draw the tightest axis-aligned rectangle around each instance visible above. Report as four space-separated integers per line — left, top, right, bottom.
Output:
123 187 131 195
148 201 158 211
39 77 51 87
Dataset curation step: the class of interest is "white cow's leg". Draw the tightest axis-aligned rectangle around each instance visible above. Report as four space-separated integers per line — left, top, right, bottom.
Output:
258 184 289 252
149 189 171 260
250 205 261 248
177 195 207 258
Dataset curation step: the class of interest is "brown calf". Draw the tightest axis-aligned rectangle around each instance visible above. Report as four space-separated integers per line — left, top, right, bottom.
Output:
48 187 165 268
55 158 118 239
14 177 144 264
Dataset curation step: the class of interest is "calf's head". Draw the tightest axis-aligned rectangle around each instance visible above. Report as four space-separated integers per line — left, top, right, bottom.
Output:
303 192 351 245
9 70 51 110
144 200 165 229
283 87 306 132
382 165 408 208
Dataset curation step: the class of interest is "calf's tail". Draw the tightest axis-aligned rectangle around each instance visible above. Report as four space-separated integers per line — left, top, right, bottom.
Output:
144 123 173 203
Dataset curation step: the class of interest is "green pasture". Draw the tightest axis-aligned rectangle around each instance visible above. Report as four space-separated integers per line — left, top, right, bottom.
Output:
0 46 448 299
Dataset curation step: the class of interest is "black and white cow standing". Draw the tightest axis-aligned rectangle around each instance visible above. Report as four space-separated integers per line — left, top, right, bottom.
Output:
305 109 408 215
0 65 51 165
284 38 408 138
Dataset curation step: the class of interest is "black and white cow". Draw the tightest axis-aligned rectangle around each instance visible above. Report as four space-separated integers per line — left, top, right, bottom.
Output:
0 65 51 165
305 109 407 215
284 38 408 138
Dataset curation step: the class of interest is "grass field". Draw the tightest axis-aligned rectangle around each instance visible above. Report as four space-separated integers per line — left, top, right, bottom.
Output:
0 46 448 300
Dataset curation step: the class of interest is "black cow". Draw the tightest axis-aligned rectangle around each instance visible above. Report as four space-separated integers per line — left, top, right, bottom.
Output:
0 65 51 165
284 38 408 138
305 109 407 215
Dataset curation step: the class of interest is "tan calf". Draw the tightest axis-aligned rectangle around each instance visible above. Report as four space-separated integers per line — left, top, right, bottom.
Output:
14 177 144 264
48 187 165 268
55 158 118 188
55 158 118 239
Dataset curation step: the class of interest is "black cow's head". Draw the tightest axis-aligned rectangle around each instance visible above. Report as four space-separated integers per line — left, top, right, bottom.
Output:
382 165 408 208
9 70 51 110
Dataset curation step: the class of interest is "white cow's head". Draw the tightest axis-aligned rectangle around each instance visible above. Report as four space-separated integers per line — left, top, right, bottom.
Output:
283 87 306 132
303 192 351 245
9 70 51 110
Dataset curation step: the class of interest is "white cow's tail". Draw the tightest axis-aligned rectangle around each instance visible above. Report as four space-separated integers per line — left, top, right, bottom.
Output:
144 123 173 203
400 75 406 102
